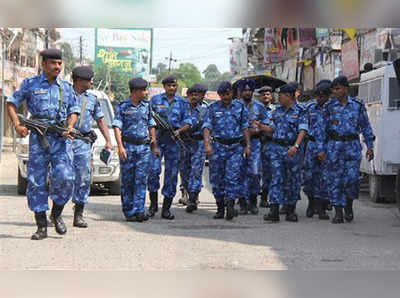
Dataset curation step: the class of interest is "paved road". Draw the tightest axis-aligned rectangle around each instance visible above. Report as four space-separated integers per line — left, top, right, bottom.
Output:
1 150 400 270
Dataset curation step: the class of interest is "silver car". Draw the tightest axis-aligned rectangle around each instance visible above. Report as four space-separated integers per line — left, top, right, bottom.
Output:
15 90 121 195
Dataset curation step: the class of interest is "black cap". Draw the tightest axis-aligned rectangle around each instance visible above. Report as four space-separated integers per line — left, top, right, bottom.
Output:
162 75 178 85
315 79 331 95
40 48 62 60
72 66 94 80
278 84 296 94
217 81 232 94
129 78 148 90
331 75 349 87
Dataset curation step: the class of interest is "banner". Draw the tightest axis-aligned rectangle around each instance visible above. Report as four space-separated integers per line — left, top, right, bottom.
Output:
264 28 299 63
299 28 317 47
316 28 330 39
360 30 377 70
95 28 152 77
230 38 248 76
342 39 359 80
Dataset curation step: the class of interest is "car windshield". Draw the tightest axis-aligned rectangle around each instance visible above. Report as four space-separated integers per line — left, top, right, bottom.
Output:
92 98 113 128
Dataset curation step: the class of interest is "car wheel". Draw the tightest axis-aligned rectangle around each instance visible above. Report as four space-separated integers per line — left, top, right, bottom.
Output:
108 179 121 195
17 168 27 195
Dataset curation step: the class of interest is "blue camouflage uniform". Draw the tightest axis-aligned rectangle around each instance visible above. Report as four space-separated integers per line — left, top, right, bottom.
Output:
261 103 274 194
302 100 329 201
268 103 308 206
147 93 192 198
321 96 375 206
203 100 249 202
112 98 156 218
180 102 209 193
72 91 104 205
239 99 266 200
7 73 79 212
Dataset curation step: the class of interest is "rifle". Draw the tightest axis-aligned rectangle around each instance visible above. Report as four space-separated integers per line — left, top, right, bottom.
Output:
18 114 95 150
151 111 188 151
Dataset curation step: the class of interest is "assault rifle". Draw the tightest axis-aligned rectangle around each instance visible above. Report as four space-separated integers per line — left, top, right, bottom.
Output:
151 111 188 151
18 114 95 150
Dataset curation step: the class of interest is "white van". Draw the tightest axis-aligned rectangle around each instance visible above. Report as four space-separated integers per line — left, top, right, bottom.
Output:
358 62 400 203
15 90 121 195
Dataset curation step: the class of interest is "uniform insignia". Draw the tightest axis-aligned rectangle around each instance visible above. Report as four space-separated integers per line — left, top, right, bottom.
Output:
215 112 223 116
34 89 48 95
331 119 339 125
122 110 135 115
291 114 299 118
156 104 167 108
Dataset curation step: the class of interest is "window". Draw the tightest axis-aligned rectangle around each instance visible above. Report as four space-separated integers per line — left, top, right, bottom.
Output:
388 78 400 109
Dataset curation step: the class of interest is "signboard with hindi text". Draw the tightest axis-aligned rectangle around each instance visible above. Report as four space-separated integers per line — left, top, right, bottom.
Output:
95 28 152 77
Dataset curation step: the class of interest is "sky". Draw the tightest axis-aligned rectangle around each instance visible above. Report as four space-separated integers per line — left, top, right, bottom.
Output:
58 28 242 75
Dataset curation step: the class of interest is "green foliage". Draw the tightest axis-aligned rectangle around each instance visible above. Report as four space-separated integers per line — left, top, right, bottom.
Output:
60 42 77 75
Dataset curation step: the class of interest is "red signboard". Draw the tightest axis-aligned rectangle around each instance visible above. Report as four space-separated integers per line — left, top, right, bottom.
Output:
341 39 359 80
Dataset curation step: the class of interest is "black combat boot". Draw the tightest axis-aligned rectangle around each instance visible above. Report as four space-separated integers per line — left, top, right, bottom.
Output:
148 192 158 218
306 196 315 218
186 192 198 213
259 189 269 208
238 197 248 215
264 204 280 223
279 204 288 215
332 206 344 224
213 201 225 219
50 203 67 235
316 200 330 220
31 211 48 240
225 199 235 221
248 194 259 215
285 204 298 222
73 203 88 228
344 199 354 222
126 213 148 222
161 197 175 220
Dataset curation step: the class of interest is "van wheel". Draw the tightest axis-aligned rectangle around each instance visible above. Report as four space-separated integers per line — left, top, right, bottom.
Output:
369 174 383 203
17 168 27 195
108 179 121 195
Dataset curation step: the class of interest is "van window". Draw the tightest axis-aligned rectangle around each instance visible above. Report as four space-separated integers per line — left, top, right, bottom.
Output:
388 78 400 109
358 78 382 104
92 98 113 128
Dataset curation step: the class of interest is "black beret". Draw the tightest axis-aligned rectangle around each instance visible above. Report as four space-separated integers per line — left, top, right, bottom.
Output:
217 81 232 94
186 87 196 95
259 85 273 93
192 83 208 93
129 78 148 90
315 79 332 94
331 75 349 87
278 84 296 94
162 75 178 85
40 48 62 60
238 78 256 92
72 66 94 80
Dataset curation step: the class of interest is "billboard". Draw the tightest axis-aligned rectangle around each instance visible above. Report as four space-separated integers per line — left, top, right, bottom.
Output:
342 39 359 80
95 28 152 77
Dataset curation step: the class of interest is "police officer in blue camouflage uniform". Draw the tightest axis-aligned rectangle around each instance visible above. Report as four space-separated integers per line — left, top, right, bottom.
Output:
258 86 274 208
237 78 266 215
113 78 160 222
258 84 308 223
70 66 113 228
203 81 251 221
302 79 331 220
321 76 375 224
180 85 209 213
147 75 192 220
6 49 79 240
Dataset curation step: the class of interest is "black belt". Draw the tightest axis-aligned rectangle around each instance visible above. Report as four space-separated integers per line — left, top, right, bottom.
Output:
272 138 296 146
122 136 150 145
214 137 243 145
251 133 261 140
328 131 358 142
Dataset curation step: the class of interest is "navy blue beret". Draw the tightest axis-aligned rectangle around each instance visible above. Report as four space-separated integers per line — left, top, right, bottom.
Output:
192 83 208 93
40 48 62 60
315 79 332 94
129 78 148 90
331 75 349 87
217 81 232 94
288 81 300 90
278 84 297 94
72 66 94 80
238 78 256 92
162 75 178 85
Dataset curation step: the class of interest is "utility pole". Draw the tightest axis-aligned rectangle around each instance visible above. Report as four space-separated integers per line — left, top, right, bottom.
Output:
79 36 83 64
165 51 177 73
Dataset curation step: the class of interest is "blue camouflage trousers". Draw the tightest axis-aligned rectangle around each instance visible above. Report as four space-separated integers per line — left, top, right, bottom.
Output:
209 142 243 202
240 138 262 199
148 139 180 198
269 143 302 206
120 143 151 217
72 139 91 205
180 140 206 193
261 141 272 194
302 141 328 200
27 131 74 212
326 140 361 206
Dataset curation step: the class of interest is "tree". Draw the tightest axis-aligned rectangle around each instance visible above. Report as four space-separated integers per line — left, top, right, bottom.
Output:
203 64 221 81
60 42 77 75
93 63 131 103
176 63 202 88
